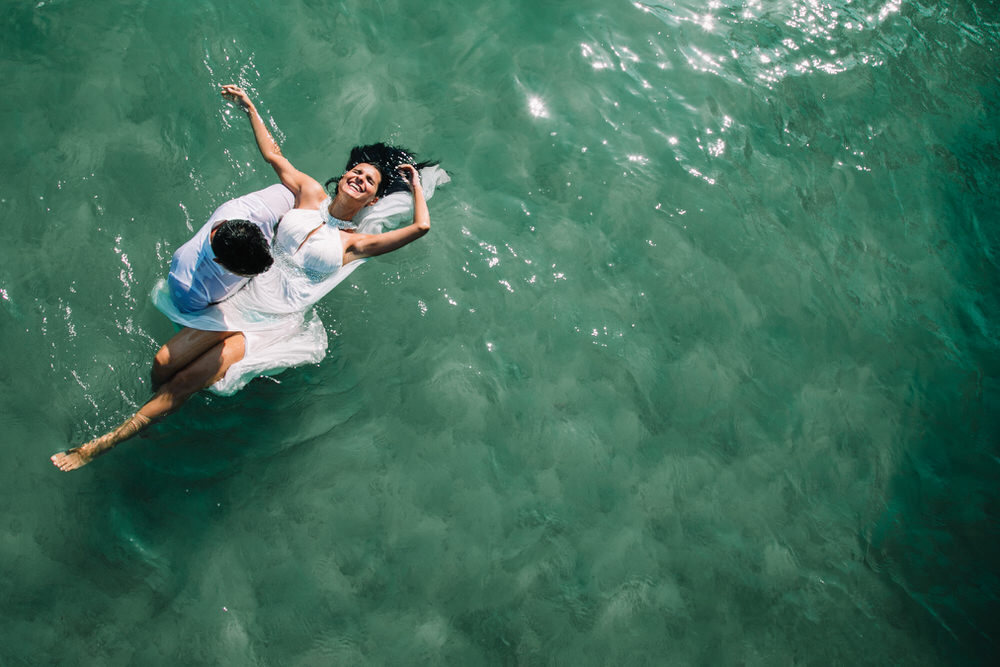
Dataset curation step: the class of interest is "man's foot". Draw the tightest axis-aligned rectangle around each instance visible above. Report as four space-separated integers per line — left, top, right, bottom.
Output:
51 446 94 471
50 413 151 472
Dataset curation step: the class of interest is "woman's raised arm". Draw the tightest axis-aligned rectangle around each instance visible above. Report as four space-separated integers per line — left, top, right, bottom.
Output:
220 85 323 206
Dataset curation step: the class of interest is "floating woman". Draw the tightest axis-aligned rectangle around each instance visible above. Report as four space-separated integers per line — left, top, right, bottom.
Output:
52 85 448 470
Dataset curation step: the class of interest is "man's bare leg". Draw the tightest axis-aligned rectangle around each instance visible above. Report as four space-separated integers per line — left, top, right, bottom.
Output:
52 333 246 471
151 328 240 390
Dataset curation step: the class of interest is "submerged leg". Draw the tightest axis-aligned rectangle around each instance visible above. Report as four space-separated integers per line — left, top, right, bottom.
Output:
143 332 246 417
50 413 152 471
53 333 246 471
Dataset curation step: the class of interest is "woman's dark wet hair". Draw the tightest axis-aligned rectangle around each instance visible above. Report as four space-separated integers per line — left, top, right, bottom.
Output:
211 219 273 276
324 143 437 199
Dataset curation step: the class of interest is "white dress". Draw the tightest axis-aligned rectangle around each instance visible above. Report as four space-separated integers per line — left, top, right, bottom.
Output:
151 165 449 395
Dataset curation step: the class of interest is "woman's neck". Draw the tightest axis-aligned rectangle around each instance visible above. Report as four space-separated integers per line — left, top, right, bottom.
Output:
327 195 365 222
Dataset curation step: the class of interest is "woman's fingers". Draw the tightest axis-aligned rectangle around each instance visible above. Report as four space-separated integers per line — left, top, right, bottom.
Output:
397 163 420 188
220 84 252 109
220 84 246 98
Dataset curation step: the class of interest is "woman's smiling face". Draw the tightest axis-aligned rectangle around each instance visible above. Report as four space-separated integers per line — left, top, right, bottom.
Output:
338 163 382 204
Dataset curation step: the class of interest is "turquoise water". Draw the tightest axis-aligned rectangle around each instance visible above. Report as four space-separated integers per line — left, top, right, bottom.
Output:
2 0 998 663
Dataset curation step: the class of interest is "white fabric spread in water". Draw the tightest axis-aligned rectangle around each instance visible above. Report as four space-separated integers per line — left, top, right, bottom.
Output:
152 165 450 394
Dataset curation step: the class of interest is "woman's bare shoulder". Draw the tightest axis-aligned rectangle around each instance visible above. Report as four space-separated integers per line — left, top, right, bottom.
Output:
296 178 327 208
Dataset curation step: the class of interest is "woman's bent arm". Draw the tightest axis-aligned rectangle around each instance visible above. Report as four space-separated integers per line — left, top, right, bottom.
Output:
343 164 431 261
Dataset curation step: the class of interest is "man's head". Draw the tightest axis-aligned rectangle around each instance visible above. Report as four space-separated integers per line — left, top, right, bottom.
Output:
210 219 273 277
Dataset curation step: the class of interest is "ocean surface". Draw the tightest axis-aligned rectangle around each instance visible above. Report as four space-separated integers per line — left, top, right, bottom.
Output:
2 0 998 663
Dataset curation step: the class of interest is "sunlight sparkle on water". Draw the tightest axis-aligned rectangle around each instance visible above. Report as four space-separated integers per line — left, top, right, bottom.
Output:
877 0 902 23
580 42 612 70
528 96 549 118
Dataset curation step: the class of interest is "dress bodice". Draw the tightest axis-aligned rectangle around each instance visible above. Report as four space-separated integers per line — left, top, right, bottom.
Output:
273 208 345 277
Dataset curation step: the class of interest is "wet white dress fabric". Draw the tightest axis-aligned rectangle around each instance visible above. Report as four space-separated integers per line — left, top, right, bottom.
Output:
151 165 449 395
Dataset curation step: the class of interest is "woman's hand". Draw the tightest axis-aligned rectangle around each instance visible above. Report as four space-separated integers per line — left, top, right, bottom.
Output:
221 84 254 113
397 163 422 191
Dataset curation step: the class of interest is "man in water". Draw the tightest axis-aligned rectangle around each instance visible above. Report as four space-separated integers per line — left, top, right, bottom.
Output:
168 184 293 312
50 184 293 471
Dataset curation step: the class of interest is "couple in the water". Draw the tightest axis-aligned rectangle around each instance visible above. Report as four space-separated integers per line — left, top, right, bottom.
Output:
51 85 448 471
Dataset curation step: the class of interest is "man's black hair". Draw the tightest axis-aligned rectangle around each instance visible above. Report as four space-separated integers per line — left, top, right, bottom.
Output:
211 219 273 276
324 143 437 198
